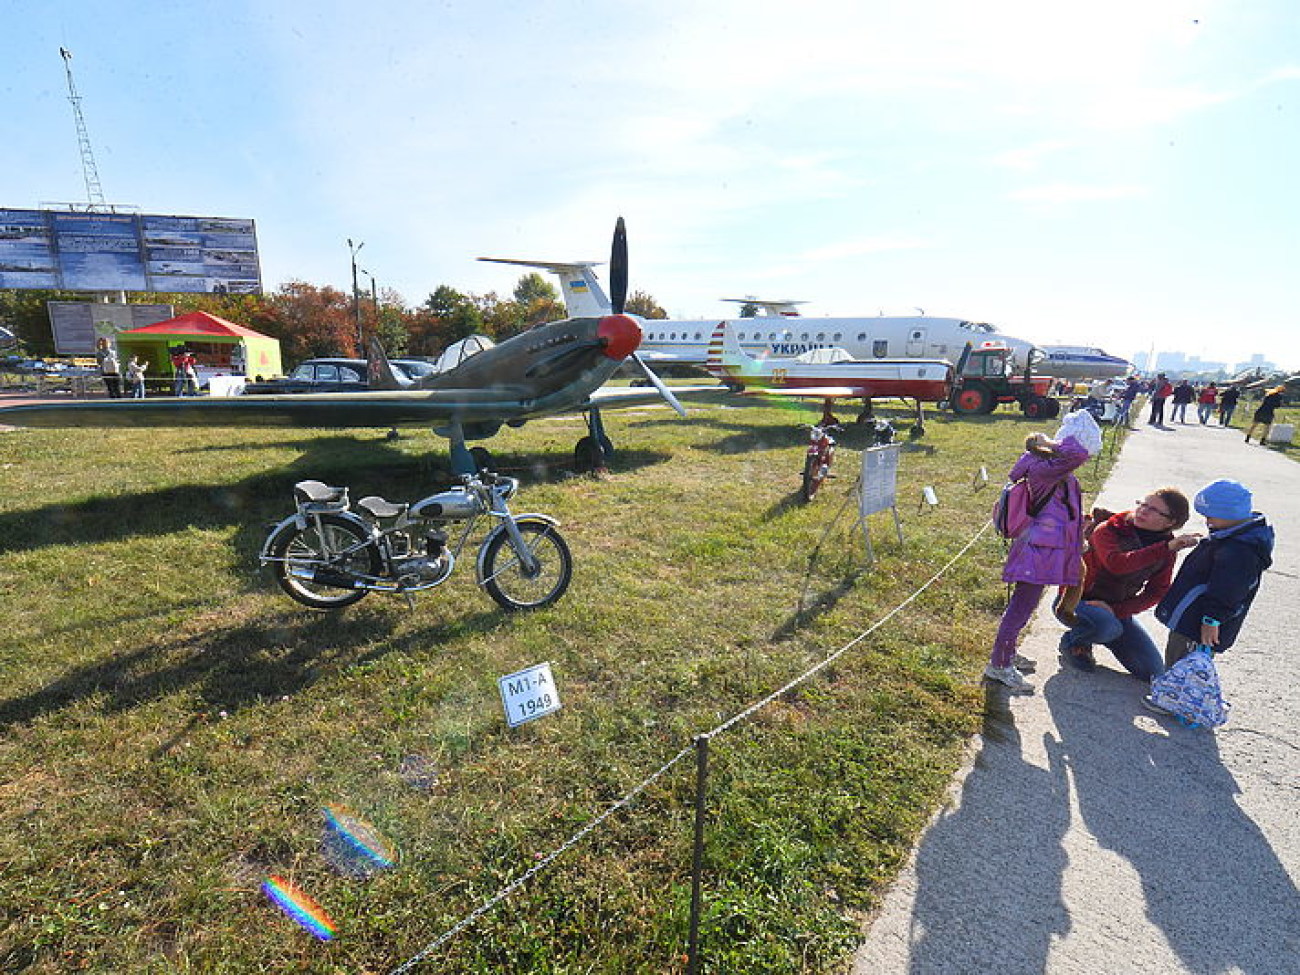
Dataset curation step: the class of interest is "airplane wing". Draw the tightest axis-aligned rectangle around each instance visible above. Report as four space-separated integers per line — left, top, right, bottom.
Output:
739 386 863 400
584 384 727 409
0 384 730 430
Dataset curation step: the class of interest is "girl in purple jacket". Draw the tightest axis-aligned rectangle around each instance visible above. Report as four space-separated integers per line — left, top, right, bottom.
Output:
986 411 1100 692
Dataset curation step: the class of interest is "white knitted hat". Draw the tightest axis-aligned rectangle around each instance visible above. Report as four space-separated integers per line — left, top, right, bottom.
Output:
1055 409 1103 456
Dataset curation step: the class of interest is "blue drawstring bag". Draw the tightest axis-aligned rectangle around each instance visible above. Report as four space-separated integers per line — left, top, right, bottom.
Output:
1149 645 1230 729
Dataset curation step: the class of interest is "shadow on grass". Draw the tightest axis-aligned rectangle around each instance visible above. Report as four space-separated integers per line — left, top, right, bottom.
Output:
0 602 508 730
0 435 673 560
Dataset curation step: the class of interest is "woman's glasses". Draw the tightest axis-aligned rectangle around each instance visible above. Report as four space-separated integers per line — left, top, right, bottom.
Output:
1136 499 1174 520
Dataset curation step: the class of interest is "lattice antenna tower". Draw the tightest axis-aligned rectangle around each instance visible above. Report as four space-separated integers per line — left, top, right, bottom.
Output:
59 47 107 210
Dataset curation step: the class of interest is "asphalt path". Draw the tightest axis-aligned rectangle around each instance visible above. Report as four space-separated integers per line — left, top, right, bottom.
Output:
853 415 1299 975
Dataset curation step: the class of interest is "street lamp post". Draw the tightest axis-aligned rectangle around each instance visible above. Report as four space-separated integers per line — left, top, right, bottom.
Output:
347 238 365 354
359 268 380 351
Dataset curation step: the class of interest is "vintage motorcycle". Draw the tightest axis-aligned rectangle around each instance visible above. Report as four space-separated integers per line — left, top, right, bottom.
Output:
260 470 572 611
800 420 843 501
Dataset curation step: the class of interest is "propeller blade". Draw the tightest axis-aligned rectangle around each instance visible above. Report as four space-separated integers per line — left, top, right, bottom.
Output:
631 352 686 417
609 217 628 315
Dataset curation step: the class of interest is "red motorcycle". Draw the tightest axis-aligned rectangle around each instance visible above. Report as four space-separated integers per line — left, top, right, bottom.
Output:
800 420 842 501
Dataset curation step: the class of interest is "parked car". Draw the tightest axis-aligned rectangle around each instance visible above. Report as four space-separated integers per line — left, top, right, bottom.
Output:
244 358 371 394
242 357 435 394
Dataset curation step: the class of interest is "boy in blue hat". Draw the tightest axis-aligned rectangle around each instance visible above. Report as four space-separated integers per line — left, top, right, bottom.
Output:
1154 479 1274 670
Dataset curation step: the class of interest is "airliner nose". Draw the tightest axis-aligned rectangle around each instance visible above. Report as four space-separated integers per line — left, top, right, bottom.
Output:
597 314 641 360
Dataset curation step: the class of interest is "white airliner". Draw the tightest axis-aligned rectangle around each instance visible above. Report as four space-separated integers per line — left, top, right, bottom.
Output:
1038 345 1133 381
478 259 1043 372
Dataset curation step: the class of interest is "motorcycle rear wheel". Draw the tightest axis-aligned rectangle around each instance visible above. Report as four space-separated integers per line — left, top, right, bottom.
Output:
481 522 572 611
269 514 381 609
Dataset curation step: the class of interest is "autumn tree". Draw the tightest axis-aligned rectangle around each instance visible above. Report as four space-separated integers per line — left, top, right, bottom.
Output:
625 290 667 319
246 281 356 362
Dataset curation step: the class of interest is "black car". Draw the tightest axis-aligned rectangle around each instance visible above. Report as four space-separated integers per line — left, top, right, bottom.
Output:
243 357 438 394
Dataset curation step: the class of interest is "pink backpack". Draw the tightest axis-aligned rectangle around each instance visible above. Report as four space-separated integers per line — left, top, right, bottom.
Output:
992 478 1057 539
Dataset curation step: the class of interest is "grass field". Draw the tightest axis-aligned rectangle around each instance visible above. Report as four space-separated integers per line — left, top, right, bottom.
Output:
0 397 1119 973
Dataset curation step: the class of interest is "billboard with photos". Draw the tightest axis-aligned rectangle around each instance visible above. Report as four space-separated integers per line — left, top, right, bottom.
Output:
0 208 262 295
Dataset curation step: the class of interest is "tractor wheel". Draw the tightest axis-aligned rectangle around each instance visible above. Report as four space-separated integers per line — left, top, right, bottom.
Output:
952 384 992 415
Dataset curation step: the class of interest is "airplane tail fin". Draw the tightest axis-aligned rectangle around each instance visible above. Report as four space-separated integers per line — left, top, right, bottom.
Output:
477 258 612 318
705 321 753 381
366 338 414 390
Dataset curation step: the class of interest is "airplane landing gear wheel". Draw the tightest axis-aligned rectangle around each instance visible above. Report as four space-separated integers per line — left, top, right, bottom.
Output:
573 436 608 473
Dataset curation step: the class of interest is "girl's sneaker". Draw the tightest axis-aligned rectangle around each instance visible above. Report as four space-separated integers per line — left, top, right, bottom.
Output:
983 665 1035 694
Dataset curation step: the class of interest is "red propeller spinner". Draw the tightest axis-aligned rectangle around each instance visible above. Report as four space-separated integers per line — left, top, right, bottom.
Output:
597 313 642 361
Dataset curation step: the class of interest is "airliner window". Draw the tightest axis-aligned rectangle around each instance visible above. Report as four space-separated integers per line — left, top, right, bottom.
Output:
911 330 923 340
800 333 809 341
694 332 702 340
833 333 842 342
858 333 867 342
873 340 888 358
816 333 825 342
738 332 746 341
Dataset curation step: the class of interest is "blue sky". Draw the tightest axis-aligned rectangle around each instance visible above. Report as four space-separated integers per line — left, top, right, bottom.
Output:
5 0 1298 369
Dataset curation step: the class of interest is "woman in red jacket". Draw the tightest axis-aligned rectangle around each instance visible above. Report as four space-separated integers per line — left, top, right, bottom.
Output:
1058 489 1200 678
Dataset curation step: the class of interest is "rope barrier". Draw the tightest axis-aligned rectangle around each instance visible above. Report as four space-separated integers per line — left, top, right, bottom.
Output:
388 519 995 973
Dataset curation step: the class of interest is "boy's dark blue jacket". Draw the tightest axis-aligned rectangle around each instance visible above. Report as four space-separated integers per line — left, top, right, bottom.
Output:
1156 514 1274 650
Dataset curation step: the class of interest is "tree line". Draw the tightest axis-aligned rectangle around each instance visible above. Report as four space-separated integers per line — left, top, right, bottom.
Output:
0 276 668 367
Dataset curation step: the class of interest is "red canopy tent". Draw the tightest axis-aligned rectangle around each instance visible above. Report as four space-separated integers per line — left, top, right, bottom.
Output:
116 311 282 383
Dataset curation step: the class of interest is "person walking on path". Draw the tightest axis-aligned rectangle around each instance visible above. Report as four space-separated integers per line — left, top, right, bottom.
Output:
1243 386 1285 444
1170 380 1195 424
1197 383 1218 424
1218 384 1242 427
1154 478 1274 673
986 410 1102 693
1148 374 1172 426
1056 490 1200 680
126 355 147 399
1115 375 1141 427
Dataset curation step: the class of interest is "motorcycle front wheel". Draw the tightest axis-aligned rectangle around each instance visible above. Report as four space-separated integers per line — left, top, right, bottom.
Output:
481 522 572 611
268 515 381 609
801 451 830 501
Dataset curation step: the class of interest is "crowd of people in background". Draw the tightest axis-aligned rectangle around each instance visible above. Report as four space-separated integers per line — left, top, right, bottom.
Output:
1119 372 1291 444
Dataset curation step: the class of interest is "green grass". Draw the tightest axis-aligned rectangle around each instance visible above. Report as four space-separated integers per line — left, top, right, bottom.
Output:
0 399 1116 973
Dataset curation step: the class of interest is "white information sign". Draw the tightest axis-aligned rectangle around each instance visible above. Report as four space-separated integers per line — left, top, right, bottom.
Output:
499 662 561 728
855 442 905 563
859 443 901 516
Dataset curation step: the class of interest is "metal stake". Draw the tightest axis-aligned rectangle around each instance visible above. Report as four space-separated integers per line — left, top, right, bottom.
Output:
686 733 711 975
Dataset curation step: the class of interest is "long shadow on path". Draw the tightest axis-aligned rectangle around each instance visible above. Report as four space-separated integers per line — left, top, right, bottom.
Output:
896 686 1071 974
1045 670 1300 974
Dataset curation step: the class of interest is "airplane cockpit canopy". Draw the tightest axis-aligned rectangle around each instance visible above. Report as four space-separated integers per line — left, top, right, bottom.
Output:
432 334 496 373
795 346 856 365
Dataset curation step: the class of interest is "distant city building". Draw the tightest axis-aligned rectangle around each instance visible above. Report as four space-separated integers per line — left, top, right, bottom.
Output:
1130 349 1234 376
1233 353 1276 374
